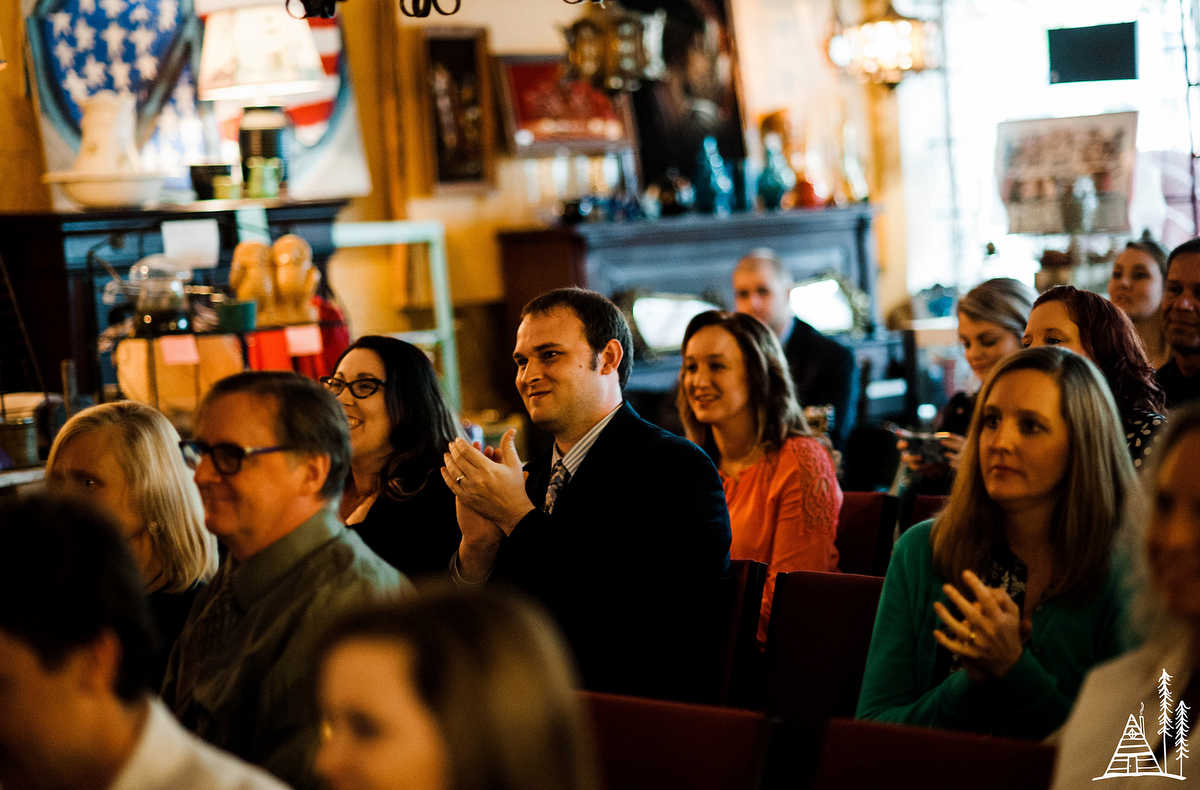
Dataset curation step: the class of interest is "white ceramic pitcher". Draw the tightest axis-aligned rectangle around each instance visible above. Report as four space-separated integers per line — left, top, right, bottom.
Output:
73 91 142 173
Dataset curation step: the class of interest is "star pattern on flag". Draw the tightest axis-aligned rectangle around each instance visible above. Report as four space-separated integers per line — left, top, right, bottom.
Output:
99 0 126 19
35 0 210 172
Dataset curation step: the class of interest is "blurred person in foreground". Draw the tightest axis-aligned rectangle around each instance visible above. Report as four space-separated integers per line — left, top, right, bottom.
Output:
1051 404 1200 788
858 348 1136 739
46 400 218 690
679 310 842 646
163 371 405 790
315 585 599 790
0 494 286 790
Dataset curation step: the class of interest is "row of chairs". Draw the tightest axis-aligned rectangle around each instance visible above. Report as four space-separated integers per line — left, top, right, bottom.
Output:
719 492 948 709
583 691 1057 790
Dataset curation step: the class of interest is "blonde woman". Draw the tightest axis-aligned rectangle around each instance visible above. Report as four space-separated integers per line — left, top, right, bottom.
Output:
858 347 1136 739
316 585 600 790
46 401 218 688
897 278 1035 517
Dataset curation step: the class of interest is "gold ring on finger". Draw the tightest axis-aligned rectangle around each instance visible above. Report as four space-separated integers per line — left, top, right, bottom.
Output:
456 475 465 484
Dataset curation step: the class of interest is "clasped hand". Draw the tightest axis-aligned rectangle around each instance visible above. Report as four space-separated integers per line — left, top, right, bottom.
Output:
932 570 1028 682
440 428 535 537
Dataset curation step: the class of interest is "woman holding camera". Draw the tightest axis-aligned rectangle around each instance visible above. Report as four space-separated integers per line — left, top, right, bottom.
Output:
858 347 1135 739
896 278 1036 518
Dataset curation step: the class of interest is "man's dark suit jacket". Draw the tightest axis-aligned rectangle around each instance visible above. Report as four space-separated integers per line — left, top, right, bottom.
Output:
784 317 859 450
492 402 732 703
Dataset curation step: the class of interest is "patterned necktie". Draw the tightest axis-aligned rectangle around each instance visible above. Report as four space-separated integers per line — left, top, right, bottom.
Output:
544 460 571 514
182 574 241 665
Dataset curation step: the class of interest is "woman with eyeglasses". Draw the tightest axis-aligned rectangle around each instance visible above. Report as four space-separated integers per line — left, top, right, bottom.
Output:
46 401 218 689
320 336 463 578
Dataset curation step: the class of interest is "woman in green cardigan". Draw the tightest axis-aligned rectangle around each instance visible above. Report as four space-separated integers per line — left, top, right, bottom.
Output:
857 347 1137 739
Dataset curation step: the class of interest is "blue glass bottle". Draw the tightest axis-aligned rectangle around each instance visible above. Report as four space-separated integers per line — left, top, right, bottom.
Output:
693 136 734 216
758 132 796 210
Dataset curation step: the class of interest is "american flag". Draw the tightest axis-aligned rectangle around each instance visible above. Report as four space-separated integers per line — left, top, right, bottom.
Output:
36 0 211 172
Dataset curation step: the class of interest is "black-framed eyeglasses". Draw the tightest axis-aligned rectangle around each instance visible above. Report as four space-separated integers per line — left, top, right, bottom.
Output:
179 441 292 476
319 376 386 399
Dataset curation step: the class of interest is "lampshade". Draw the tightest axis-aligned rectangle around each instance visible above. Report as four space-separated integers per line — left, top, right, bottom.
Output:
198 5 324 102
0 32 7 71
832 2 935 86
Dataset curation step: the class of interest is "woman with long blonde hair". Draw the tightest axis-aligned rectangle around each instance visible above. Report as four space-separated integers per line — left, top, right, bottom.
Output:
858 347 1136 738
46 401 217 688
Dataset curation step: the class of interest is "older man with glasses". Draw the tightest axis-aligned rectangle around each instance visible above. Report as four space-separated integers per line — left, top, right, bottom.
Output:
164 371 405 790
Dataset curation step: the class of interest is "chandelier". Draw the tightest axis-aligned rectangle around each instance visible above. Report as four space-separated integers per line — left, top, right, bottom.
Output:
828 2 936 86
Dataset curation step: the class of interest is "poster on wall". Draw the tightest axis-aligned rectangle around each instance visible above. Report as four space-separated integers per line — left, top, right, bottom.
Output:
995 111 1138 235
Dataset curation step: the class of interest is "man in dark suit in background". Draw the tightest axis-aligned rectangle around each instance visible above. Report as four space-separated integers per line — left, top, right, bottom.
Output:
443 287 732 703
733 248 859 450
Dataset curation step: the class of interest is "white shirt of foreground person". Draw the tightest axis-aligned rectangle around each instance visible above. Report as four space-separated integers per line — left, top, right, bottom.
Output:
1049 630 1194 789
111 698 291 790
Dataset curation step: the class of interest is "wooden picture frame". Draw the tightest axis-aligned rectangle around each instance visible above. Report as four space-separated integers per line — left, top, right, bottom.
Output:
418 27 496 194
493 54 637 158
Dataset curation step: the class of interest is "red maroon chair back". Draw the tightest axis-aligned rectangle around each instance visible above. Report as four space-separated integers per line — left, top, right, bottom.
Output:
582 691 773 790
719 559 768 706
904 494 948 533
835 491 898 576
761 570 884 719
812 718 1057 790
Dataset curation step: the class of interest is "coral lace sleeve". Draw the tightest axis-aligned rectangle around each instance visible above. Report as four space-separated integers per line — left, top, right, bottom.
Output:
722 435 843 646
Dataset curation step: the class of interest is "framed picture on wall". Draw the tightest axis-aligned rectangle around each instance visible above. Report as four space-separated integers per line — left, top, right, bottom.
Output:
418 27 497 194
494 54 637 157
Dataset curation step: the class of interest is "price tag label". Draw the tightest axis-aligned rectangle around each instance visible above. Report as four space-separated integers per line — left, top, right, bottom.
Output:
284 324 323 357
158 335 201 366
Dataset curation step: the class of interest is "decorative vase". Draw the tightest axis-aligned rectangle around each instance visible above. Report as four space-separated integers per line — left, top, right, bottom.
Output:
757 133 797 210
693 136 734 216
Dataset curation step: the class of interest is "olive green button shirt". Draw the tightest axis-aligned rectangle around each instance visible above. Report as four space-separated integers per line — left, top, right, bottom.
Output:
161 506 406 790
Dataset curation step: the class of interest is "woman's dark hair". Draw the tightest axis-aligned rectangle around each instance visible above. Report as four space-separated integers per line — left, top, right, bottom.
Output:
677 310 810 461
0 494 158 702
333 336 460 499
1125 231 1169 279
317 585 599 790
1032 286 1166 415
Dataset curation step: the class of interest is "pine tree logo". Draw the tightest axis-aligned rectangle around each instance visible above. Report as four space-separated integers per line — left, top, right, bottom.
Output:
1095 671 1189 780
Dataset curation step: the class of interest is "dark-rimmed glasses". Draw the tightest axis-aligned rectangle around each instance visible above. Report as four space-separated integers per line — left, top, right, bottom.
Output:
179 441 292 476
319 376 386 399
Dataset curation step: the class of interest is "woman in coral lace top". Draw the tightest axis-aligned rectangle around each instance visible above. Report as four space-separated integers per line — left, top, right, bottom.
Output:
679 310 843 645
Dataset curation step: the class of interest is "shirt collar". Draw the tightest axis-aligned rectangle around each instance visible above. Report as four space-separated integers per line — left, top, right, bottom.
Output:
109 698 185 790
777 316 795 347
551 402 623 476
228 505 343 609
